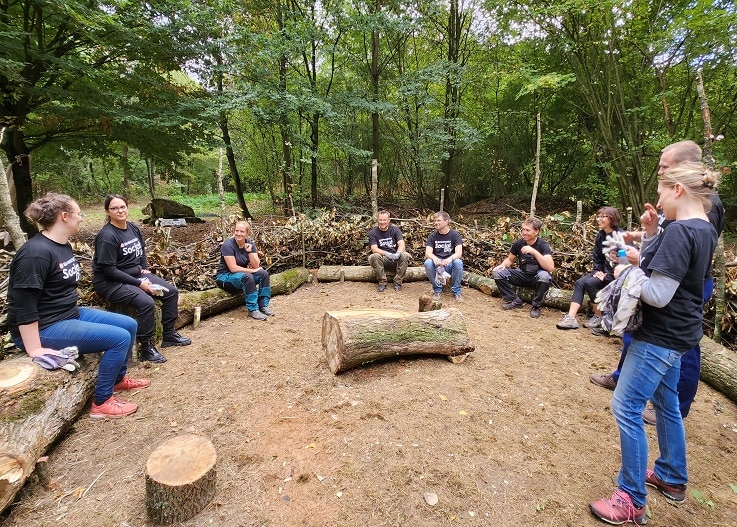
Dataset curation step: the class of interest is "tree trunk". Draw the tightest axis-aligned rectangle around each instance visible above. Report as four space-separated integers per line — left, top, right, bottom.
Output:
0 155 27 249
699 336 737 404
322 308 474 374
316 265 427 283
145 435 217 524
0 128 35 234
0 355 100 513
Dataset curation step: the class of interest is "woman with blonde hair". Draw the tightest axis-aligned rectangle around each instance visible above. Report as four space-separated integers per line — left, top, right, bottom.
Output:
589 162 719 524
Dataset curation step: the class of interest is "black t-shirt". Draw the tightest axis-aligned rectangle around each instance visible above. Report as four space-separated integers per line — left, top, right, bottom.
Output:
7 233 80 335
368 225 404 253
634 219 717 351
510 237 552 274
426 229 462 259
92 221 148 288
217 237 257 275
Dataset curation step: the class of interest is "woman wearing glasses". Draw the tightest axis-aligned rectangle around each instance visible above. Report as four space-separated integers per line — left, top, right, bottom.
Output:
7 193 146 418
92 194 191 364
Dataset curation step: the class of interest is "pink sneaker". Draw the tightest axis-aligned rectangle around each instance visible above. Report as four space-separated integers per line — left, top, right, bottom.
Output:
90 396 138 419
589 489 647 525
113 375 151 393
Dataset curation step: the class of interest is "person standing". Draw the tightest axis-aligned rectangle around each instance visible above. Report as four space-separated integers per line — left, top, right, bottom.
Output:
93 195 191 364
424 211 464 301
492 217 554 318
557 207 624 330
216 220 273 321
8 193 147 419
368 210 410 292
588 162 718 524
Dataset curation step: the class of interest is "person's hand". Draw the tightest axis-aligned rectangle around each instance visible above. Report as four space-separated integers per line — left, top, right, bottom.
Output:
32 346 80 372
640 203 659 236
385 251 400 261
593 271 606 281
140 269 151 275
613 264 629 279
139 277 154 294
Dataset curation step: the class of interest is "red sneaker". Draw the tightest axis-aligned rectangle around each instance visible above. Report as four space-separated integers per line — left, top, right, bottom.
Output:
113 376 151 393
90 396 138 419
645 469 686 503
589 489 647 525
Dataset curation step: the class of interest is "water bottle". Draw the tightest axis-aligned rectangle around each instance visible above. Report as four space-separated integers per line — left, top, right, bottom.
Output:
617 248 628 266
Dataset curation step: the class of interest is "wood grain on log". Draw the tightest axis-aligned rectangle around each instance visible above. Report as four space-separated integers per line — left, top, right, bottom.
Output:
0 355 99 513
322 308 474 374
145 435 217 524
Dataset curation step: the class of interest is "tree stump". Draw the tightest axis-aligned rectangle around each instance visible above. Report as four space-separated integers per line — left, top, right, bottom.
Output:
322 308 474 374
145 434 217 524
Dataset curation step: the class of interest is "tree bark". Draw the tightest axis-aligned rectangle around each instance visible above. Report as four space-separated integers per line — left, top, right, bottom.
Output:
316 265 427 283
0 155 27 249
145 435 217 524
322 308 474 374
0 355 100 513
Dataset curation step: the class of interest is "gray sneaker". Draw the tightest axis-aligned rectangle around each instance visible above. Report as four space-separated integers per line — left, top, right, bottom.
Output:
556 314 579 330
260 305 275 316
454 293 464 303
249 309 268 321
583 314 602 328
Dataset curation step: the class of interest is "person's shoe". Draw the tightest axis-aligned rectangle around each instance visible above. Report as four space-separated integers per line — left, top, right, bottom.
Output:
556 314 579 329
113 376 151 394
138 342 167 363
642 408 657 426
645 468 686 503
432 292 442 300
377 283 387 292
501 298 523 310
530 306 541 318
584 314 603 328
454 293 464 303
260 305 275 316
591 326 610 337
90 396 138 419
394 283 402 291
589 489 647 525
590 373 617 391
249 309 268 321
162 331 192 347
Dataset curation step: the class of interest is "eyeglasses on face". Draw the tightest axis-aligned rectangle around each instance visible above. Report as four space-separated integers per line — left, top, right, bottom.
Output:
108 205 128 212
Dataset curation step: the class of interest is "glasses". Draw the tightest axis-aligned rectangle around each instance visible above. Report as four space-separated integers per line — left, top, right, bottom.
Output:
108 205 128 212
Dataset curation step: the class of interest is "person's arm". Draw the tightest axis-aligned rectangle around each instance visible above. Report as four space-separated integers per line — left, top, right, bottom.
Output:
535 251 555 273
424 244 437 263
370 243 387 256
17 322 60 357
493 253 516 272
397 239 406 253
443 243 462 266
247 242 262 269
640 271 679 308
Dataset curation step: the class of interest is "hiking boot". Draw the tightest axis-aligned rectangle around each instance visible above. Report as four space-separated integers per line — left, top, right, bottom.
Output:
138 342 167 363
591 326 611 337
645 468 686 503
394 283 402 291
260 305 275 316
454 293 464 303
556 314 579 329
589 489 647 525
90 396 138 419
584 314 603 328
432 292 442 300
642 408 656 426
501 298 523 310
162 331 192 347
530 306 541 318
113 376 151 394
249 309 268 321
590 373 617 391
377 283 386 292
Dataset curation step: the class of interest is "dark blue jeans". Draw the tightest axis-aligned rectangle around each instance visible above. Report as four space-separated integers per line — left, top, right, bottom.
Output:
13 308 137 405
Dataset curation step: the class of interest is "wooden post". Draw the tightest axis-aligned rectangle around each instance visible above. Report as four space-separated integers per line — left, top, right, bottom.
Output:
371 159 378 218
626 207 633 231
439 188 445 212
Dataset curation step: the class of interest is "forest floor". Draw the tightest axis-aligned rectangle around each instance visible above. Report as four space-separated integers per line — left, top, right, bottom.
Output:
2 219 737 527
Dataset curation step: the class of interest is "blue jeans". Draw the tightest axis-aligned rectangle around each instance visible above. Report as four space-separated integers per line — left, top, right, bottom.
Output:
612 339 687 508
13 308 137 405
424 258 463 295
216 270 271 311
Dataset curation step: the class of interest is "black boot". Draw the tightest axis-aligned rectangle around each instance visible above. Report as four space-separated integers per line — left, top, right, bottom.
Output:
138 341 167 363
162 330 192 348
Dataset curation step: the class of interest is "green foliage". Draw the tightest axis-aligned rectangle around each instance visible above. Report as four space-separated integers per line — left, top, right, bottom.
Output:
690 489 715 510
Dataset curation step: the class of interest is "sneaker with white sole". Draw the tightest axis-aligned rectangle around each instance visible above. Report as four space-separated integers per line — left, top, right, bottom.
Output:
589 489 647 525
584 314 603 328
90 396 138 419
645 468 686 503
556 314 579 329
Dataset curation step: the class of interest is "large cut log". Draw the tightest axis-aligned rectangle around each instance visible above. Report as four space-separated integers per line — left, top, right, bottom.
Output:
145 434 217 524
0 354 99 513
316 265 427 283
175 267 310 327
700 336 737 404
463 271 576 311
322 308 474 374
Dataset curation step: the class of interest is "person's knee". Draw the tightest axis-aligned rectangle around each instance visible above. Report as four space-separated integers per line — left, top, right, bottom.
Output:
536 270 552 283
368 253 382 265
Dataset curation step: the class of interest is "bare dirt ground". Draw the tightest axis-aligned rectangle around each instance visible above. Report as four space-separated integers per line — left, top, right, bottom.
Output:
2 221 737 527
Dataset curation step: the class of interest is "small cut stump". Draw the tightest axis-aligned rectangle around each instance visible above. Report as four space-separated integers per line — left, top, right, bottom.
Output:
322 308 474 374
145 434 217 524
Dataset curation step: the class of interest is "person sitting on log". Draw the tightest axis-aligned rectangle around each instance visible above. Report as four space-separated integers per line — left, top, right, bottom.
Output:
7 193 147 419
368 210 410 292
492 216 554 319
424 211 464 302
556 206 624 330
92 194 191 364
215 220 273 321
